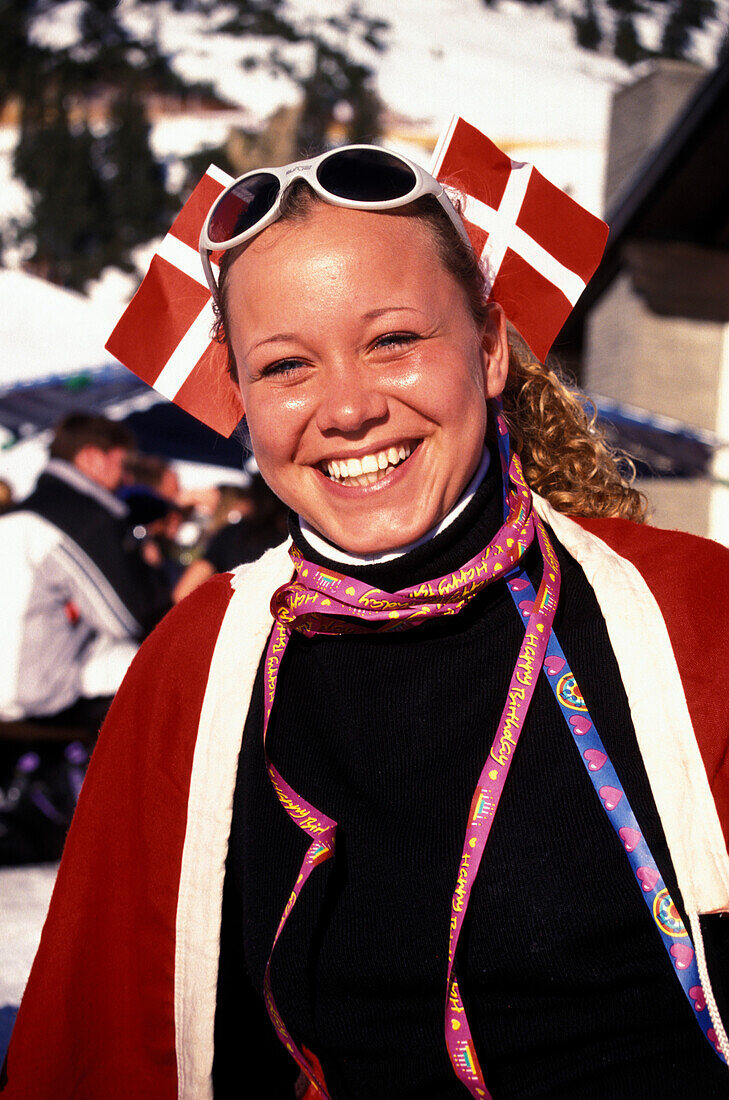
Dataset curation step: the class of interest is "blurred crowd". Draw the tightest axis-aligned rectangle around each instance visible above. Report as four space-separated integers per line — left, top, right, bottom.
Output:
0 412 287 866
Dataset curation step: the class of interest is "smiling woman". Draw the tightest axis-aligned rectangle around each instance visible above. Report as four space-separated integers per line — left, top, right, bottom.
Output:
4 133 729 1100
223 201 504 555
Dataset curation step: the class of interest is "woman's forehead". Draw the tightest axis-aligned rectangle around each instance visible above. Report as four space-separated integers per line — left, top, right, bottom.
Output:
238 203 439 269
226 204 456 324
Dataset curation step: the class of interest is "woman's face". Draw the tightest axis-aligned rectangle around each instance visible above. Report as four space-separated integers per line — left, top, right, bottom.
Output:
226 203 508 554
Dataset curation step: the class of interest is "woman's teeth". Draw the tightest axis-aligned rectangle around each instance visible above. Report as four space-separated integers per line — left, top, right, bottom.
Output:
323 443 413 486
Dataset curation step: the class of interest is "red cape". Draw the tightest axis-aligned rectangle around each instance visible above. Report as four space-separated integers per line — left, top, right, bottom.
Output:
3 518 729 1098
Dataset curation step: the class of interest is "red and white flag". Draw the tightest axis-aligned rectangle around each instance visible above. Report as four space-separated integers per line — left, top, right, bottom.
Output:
105 165 245 438
430 116 609 363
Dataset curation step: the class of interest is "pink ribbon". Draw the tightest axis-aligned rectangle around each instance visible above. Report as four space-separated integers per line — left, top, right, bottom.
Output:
258 435 560 1098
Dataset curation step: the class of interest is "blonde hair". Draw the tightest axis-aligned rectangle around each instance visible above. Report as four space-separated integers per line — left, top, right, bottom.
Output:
502 331 647 521
214 180 646 523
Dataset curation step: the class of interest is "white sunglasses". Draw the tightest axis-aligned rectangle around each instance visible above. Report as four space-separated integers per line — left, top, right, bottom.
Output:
198 144 472 296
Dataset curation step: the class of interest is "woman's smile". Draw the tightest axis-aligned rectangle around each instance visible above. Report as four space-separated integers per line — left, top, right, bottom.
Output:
319 440 418 486
226 203 508 554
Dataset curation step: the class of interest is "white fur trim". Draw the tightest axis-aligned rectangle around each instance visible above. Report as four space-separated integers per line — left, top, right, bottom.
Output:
174 541 293 1099
534 497 729 914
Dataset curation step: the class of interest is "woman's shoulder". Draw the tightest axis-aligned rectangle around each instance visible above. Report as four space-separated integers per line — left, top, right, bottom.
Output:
536 497 729 602
571 513 729 569
567 514 729 610
551 511 727 614
142 570 237 660
554 512 729 805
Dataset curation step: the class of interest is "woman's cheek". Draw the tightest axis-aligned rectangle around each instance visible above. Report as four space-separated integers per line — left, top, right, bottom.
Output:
247 389 310 461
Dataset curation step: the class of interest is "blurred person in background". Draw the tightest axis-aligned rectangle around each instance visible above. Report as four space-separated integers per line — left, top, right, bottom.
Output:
173 474 288 602
120 452 189 583
122 452 181 503
0 413 171 863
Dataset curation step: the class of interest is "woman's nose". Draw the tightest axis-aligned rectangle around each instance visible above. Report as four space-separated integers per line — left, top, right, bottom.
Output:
314 365 388 434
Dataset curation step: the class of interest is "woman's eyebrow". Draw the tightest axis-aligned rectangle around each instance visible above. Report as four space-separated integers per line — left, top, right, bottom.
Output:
363 306 422 320
247 332 298 354
246 307 426 355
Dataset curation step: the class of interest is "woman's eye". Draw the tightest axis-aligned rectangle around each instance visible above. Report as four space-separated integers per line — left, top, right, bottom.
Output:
261 358 306 378
372 332 419 351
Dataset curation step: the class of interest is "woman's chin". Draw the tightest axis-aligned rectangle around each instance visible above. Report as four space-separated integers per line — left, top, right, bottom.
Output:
303 509 437 557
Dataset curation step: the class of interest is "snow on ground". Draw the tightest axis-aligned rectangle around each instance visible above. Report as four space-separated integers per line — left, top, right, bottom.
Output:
0 270 119 390
0 862 57 1059
0 864 56 1005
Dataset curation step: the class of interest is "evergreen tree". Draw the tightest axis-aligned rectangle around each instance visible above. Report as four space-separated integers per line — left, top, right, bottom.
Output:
614 12 645 62
296 37 383 152
481 0 720 63
661 0 716 59
13 92 112 288
101 89 171 262
12 75 174 287
201 2 387 159
3 0 189 286
4 0 389 286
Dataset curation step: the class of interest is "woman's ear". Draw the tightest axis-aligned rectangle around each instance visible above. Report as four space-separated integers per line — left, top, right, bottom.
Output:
480 303 509 399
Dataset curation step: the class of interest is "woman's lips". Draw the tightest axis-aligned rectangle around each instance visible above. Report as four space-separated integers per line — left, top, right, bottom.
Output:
320 441 417 487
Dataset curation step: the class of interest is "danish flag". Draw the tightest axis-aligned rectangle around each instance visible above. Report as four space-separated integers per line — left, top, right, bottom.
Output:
106 118 608 436
105 164 244 437
430 116 608 363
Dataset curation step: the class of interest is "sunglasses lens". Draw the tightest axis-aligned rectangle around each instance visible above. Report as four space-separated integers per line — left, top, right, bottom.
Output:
206 172 280 245
317 148 417 202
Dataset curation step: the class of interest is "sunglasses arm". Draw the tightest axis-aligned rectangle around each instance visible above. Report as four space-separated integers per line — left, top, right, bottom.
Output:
434 186 475 253
199 242 220 299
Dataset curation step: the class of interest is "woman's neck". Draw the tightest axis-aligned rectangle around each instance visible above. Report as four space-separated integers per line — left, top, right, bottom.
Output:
291 446 505 594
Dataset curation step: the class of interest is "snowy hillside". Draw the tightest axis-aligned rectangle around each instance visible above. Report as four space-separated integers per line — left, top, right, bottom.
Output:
10 0 638 218
18 0 728 211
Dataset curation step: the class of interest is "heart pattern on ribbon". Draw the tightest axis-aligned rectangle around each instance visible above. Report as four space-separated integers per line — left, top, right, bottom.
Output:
636 866 659 892
671 943 695 971
584 749 607 772
599 785 623 812
619 827 642 853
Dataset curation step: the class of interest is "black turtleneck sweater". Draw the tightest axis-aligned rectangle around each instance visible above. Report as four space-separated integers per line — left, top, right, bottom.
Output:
213 458 729 1099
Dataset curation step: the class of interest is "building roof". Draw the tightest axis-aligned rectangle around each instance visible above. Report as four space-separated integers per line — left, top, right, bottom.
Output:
557 55 729 362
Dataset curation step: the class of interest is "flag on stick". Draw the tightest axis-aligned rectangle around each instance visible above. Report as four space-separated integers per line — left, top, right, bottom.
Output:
430 116 608 363
105 165 245 438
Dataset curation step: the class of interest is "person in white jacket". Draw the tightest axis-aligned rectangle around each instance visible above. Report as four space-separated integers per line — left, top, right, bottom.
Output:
0 413 170 727
0 413 170 862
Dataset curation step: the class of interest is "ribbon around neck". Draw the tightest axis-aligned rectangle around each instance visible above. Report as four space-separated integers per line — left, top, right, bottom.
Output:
260 407 559 1099
270 455 534 642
